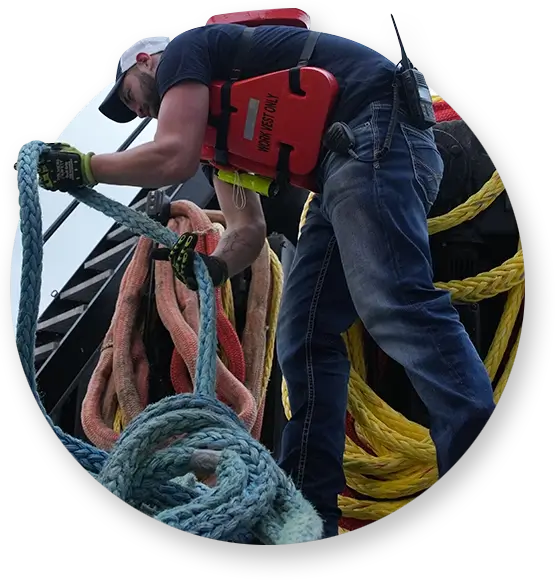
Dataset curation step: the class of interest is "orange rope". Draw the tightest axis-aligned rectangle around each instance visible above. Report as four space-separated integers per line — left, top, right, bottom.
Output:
81 200 269 449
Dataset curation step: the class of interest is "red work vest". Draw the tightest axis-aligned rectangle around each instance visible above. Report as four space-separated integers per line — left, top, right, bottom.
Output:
201 9 339 193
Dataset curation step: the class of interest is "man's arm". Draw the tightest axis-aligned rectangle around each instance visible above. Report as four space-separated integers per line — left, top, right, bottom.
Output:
210 177 267 278
90 81 209 188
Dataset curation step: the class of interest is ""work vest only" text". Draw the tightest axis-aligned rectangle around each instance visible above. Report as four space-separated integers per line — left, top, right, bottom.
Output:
257 93 279 153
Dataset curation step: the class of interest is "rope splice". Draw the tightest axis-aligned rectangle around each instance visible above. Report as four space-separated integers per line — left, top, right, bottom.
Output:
15 140 323 544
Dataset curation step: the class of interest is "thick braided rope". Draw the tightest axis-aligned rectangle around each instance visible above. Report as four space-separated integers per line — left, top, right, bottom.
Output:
15 141 323 543
435 249 524 301
427 171 504 239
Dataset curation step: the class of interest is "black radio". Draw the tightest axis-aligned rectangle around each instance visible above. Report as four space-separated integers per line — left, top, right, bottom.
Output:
391 15 437 130
397 67 437 130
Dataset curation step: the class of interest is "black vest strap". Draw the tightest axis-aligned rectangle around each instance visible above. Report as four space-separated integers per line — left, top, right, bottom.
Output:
231 27 255 81
289 30 321 95
214 27 255 165
278 31 322 188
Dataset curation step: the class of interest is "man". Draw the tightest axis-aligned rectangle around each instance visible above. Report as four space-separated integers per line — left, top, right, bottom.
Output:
37 23 496 539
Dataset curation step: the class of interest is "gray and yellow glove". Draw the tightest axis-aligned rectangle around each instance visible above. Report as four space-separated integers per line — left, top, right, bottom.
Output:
152 233 229 291
37 142 97 192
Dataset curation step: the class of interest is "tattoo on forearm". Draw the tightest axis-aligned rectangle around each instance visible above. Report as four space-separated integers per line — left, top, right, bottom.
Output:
222 231 245 253
214 229 262 277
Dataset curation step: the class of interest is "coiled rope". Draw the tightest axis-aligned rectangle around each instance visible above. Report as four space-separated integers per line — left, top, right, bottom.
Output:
83 201 263 449
15 140 323 543
107 206 281 445
282 97 524 531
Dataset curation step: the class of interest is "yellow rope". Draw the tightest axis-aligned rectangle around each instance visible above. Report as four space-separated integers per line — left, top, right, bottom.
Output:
262 249 283 393
281 115 524 525
221 278 236 328
113 406 124 434
218 279 235 368
427 171 505 234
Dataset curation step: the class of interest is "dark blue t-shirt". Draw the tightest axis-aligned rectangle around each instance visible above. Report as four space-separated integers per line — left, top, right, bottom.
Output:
157 23 396 124
155 23 397 186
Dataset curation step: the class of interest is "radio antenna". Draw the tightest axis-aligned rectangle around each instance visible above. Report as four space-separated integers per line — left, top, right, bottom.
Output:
391 15 411 69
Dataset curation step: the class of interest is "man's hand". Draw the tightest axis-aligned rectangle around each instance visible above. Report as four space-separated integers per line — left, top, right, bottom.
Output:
38 143 97 192
154 232 229 291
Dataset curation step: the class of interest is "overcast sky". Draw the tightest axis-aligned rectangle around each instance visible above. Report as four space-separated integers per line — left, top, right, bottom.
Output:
10 85 158 326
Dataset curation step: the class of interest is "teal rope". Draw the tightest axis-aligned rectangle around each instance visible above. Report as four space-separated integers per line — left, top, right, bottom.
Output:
15 141 323 544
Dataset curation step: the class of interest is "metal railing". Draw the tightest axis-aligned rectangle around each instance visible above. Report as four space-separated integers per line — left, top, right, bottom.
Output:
42 118 152 244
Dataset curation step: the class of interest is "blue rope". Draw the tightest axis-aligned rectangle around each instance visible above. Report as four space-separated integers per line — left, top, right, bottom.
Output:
15 141 323 544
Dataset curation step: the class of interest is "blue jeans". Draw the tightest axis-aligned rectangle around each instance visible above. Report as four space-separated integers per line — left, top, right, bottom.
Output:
276 99 496 538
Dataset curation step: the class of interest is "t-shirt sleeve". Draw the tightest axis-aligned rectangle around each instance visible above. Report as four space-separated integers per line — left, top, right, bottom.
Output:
156 28 212 98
